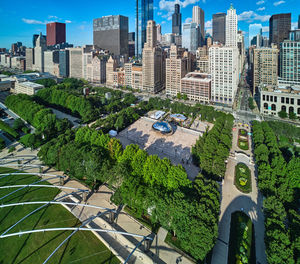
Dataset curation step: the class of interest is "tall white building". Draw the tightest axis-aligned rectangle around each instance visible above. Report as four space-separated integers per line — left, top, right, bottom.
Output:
44 50 59 76
225 4 237 47
209 46 239 105
33 33 47 72
192 6 204 46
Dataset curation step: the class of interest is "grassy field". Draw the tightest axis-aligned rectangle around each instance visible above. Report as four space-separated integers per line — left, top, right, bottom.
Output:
0 167 119 264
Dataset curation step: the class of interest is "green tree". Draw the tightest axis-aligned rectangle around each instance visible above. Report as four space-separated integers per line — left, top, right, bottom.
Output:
278 110 288 119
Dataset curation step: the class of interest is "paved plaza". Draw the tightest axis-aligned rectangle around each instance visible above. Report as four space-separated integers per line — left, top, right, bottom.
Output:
117 117 202 180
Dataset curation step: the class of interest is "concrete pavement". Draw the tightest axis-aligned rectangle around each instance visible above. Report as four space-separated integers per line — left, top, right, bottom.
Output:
211 122 266 264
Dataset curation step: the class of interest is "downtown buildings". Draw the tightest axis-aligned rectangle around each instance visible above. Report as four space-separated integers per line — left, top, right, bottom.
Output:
213 13 226 45
269 13 291 47
172 4 182 35
46 22 66 46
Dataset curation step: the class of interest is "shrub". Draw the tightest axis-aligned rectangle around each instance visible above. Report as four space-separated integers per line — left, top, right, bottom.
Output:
235 163 251 193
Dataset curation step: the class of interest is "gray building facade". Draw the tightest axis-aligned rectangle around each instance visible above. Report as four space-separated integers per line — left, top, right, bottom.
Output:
213 13 226 44
93 15 129 57
269 13 291 47
172 4 182 35
59 50 69 78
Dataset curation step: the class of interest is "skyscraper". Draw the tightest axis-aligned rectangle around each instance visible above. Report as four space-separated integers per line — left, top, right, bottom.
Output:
253 47 278 94
298 15 300 29
182 23 199 53
225 4 237 47
269 13 291 47
249 24 262 47
46 22 66 46
142 20 164 93
212 13 226 44
33 32 47 72
136 0 153 57
172 4 182 35
192 6 204 46
33 34 46 48
93 15 129 57
210 46 239 105
280 40 300 84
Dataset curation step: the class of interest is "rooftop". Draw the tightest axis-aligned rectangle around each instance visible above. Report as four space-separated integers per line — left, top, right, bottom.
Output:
182 72 211 82
18 81 44 89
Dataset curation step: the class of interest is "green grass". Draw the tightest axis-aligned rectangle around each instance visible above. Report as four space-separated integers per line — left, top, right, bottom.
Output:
238 130 249 151
0 167 119 264
235 163 252 193
228 211 256 264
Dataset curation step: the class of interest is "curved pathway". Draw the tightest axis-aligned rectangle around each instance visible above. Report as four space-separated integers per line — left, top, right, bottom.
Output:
211 123 266 264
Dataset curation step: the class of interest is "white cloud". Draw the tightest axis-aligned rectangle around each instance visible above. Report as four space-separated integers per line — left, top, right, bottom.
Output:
48 15 58 19
65 20 72 23
238 11 270 22
262 26 269 32
256 0 264 4
205 20 212 28
22 18 46 25
185 17 192 23
257 7 265 11
159 0 205 13
273 0 285 6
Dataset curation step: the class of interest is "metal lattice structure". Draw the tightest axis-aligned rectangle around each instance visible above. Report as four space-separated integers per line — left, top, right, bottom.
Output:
0 160 153 264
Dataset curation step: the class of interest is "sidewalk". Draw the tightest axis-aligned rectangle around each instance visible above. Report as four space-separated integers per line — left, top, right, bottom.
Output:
0 143 194 264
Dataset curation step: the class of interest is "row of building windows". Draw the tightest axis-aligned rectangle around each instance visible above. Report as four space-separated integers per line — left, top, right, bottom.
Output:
263 94 300 105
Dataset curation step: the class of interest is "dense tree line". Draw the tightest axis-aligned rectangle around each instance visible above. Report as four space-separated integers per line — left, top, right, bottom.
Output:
5 94 70 141
35 88 97 122
112 145 220 261
0 120 18 138
93 106 141 133
192 114 234 180
266 121 300 140
252 121 300 264
35 78 56 88
37 124 221 261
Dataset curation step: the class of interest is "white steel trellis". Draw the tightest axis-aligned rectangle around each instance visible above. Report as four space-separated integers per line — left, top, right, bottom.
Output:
0 170 154 263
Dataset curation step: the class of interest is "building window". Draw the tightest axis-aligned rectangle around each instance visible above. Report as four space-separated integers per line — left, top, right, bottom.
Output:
270 96 273 102
271 104 276 111
264 103 268 110
281 97 285 103
298 99 300 106
267 95 269 101
274 96 277 103
286 98 289 104
282 105 286 112
298 108 300 115
289 106 294 113
291 98 294 105
263 95 265 100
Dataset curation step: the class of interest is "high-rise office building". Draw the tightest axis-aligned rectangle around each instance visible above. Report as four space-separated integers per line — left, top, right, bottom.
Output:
253 47 278 94
166 45 188 97
135 0 153 56
33 34 46 48
33 33 47 72
93 15 129 57
210 45 239 105
142 20 164 93
182 23 199 53
46 22 66 46
269 13 291 47
172 4 182 35
212 13 226 44
226 4 237 47
298 15 300 29
25 48 34 70
58 50 69 78
156 24 162 43
44 50 59 75
249 24 262 47
289 29 300 41
128 32 135 58
280 40 300 84
192 6 204 46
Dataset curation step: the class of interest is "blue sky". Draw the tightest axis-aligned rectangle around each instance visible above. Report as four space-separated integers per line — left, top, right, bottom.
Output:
0 0 299 49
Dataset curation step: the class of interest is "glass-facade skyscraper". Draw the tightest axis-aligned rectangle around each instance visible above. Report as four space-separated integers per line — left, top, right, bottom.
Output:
135 0 153 57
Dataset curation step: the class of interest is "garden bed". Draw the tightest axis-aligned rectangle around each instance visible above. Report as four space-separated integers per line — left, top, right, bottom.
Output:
235 163 252 193
228 211 256 264
238 129 249 150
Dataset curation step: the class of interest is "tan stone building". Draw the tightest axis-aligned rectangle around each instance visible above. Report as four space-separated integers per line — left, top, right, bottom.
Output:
166 44 188 97
13 81 44 95
181 72 211 103
106 56 117 88
253 46 278 95
142 20 165 93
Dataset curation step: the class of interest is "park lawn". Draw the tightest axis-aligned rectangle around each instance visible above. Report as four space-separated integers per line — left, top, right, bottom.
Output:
228 211 256 264
0 167 119 264
235 163 252 193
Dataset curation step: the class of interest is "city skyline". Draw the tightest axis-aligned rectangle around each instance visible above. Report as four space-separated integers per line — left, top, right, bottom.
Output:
0 0 299 49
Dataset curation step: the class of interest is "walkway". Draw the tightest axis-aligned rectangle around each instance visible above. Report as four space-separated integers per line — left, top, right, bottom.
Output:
211 122 266 264
0 143 194 264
